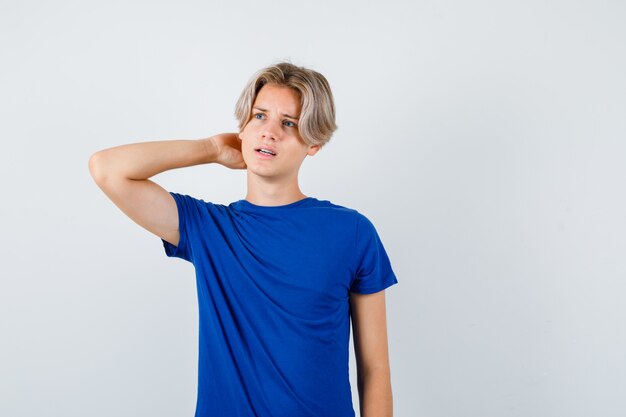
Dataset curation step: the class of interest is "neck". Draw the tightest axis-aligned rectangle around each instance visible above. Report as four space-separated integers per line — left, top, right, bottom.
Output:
244 173 307 207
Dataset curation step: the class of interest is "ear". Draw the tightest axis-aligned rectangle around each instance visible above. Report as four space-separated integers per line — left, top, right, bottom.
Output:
307 144 322 156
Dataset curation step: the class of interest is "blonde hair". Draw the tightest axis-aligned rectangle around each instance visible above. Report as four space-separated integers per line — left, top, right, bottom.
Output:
234 61 338 147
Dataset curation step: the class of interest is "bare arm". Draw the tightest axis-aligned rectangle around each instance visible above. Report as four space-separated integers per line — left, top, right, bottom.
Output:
88 133 245 247
89 138 218 181
350 290 394 417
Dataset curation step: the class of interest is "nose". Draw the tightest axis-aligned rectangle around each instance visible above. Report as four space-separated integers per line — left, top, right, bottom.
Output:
261 118 282 141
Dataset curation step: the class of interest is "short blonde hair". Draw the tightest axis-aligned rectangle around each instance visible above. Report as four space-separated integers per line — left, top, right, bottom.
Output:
234 61 338 147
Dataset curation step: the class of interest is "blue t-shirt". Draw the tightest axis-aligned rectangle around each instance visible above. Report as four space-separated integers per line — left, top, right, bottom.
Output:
161 192 398 417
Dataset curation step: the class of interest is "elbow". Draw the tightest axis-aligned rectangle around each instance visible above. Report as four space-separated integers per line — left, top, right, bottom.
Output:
88 151 110 185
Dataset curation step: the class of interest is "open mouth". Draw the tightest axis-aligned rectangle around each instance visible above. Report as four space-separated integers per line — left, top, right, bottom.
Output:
255 148 277 156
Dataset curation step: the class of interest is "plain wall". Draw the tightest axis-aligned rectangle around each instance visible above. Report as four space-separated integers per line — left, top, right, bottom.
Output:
1 0 624 416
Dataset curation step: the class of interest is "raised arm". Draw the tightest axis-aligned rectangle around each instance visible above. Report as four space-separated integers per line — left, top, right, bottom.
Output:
88 133 245 247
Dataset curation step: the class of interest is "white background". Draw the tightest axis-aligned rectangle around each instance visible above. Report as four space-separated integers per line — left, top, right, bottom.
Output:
1 0 625 416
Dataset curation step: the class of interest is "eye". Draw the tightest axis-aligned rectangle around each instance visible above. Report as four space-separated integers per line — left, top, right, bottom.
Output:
284 120 297 128
253 113 265 120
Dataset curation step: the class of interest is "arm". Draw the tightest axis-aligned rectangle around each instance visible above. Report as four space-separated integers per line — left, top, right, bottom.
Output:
88 133 245 246
350 289 394 417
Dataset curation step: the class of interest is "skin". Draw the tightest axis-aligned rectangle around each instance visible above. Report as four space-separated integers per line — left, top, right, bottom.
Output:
237 83 393 415
236 83 322 206
89 81 393 416
350 290 394 417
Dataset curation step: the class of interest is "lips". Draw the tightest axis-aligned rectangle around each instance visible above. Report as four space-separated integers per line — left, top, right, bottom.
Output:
255 146 277 156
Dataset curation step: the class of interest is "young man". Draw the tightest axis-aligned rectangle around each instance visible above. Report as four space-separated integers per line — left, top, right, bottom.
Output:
89 62 398 417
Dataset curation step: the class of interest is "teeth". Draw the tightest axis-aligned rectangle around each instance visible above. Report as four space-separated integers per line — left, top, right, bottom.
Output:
259 149 275 155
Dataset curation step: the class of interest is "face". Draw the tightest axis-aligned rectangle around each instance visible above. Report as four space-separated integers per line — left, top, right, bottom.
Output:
238 83 321 181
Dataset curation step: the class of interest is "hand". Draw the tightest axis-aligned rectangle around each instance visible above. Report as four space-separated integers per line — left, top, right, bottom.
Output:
207 133 247 170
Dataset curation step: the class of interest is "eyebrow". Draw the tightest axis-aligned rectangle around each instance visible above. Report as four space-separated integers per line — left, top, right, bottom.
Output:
253 106 300 120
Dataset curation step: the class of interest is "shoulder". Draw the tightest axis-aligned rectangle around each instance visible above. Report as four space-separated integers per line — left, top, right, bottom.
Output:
326 198 375 219
311 198 381 236
169 192 230 217
307 198 362 222
312 198 361 217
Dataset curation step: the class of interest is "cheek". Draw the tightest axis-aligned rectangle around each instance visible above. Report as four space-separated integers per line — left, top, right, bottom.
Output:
241 123 258 141
240 128 253 145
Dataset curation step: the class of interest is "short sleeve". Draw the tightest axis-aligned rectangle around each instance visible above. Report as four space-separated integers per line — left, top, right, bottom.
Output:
349 214 399 294
161 192 196 263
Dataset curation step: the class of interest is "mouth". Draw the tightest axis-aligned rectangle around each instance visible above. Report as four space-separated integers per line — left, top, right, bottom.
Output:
255 147 277 156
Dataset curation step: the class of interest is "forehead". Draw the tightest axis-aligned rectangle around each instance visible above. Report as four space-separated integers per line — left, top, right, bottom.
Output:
254 84 301 111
